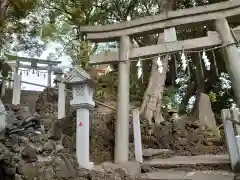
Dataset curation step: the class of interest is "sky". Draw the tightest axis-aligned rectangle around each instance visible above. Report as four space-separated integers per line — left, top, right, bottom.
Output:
16 41 72 91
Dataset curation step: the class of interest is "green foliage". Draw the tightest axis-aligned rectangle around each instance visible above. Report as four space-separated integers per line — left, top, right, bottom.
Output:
0 0 46 57
162 86 180 113
41 23 57 39
0 59 12 77
95 71 118 101
208 91 217 102
8 0 38 19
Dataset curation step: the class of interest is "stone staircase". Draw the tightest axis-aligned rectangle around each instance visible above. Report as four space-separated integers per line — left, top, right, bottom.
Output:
140 153 233 180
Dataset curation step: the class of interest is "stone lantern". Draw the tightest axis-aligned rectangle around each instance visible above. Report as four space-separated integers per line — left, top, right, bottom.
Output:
64 66 94 169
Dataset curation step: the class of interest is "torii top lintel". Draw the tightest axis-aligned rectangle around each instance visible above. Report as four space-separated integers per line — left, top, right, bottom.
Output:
5 54 61 66
80 0 240 42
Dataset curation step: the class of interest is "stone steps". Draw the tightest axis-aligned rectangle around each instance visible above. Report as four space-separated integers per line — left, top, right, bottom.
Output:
142 154 230 171
141 154 232 179
141 170 234 180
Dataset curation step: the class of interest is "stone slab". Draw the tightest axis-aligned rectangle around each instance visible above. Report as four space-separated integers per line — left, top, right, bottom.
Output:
143 154 229 166
141 170 234 180
143 149 174 157
198 93 220 137
141 170 188 180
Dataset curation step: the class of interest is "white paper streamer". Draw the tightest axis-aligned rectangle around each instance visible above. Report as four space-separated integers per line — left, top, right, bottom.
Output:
181 52 187 71
105 65 113 74
137 60 142 79
157 56 163 73
202 50 211 70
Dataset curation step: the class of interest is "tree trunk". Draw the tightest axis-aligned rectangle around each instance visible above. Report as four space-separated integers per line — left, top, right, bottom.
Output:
0 0 7 22
140 0 176 132
140 34 168 127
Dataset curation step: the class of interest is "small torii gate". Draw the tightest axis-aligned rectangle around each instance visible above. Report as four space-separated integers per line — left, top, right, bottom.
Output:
6 54 62 87
80 0 240 163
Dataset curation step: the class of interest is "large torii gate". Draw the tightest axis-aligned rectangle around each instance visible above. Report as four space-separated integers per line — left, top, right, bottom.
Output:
81 0 240 163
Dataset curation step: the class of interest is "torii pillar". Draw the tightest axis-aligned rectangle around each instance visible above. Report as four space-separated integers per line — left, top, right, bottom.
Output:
114 36 131 163
215 18 240 107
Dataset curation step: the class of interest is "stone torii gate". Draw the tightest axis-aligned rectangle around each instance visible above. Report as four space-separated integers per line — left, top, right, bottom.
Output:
80 0 240 163
6 54 62 87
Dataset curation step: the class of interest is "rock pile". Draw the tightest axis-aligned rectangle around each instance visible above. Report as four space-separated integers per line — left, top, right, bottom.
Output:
141 118 226 156
35 88 226 161
0 104 142 180
35 88 72 117
35 88 134 164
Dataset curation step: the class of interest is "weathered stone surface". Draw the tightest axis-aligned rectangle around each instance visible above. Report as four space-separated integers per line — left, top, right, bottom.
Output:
17 163 40 180
41 140 55 156
41 118 53 131
143 148 174 157
54 157 76 178
47 121 62 141
141 170 234 180
21 145 38 162
98 161 141 177
198 93 220 138
14 106 32 120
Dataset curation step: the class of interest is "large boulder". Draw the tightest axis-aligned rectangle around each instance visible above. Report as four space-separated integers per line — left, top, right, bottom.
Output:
198 93 220 138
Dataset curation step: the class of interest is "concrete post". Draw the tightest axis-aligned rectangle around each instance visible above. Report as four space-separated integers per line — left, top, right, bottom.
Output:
12 74 21 105
76 108 92 168
215 18 240 108
65 66 94 169
1 80 6 97
55 74 62 87
58 82 66 119
115 35 131 163
0 99 6 130
221 109 240 170
132 109 143 163
47 64 52 87
231 108 240 135
72 84 94 169
8 72 13 89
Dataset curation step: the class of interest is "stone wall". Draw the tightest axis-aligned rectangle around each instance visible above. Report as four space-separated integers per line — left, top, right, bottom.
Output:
1 89 41 110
